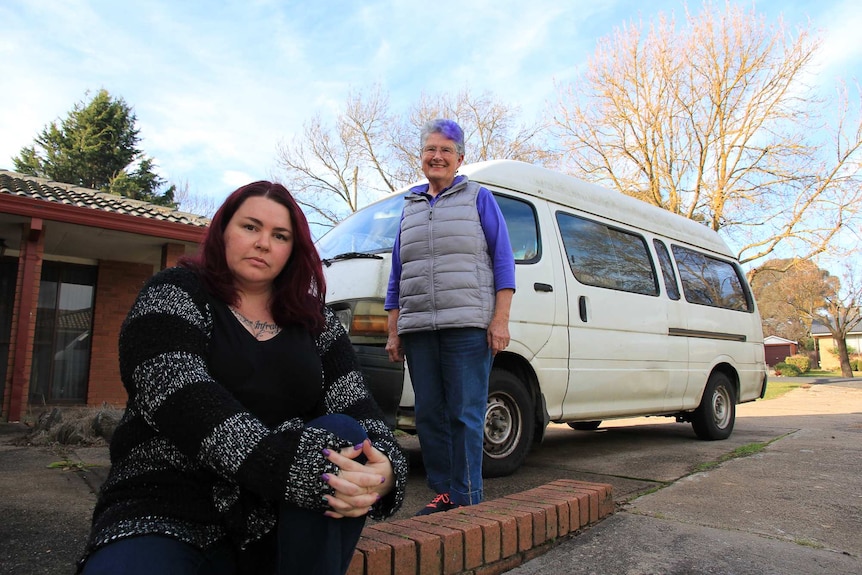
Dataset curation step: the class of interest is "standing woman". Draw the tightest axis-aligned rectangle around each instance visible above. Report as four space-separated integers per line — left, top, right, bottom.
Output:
385 119 516 515
78 181 407 575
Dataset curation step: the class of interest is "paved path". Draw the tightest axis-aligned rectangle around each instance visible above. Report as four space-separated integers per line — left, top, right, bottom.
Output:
507 378 862 574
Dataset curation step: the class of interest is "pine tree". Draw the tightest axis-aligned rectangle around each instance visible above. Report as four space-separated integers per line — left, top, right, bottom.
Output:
13 89 176 207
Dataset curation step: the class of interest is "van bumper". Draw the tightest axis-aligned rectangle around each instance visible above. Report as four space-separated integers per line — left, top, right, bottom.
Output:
354 345 404 430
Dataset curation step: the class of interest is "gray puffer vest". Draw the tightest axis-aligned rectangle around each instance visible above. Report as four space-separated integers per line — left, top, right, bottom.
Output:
397 178 495 334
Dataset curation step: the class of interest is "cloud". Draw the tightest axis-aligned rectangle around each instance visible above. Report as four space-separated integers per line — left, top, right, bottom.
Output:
811 0 862 80
2 0 859 211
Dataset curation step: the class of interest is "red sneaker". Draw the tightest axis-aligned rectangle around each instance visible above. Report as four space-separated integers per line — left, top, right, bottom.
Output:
415 493 461 516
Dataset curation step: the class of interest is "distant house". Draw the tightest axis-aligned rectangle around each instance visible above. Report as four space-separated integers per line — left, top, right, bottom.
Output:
811 320 862 371
763 335 798 367
0 170 209 422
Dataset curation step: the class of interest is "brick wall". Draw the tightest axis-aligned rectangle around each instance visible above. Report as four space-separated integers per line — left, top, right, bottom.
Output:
86 261 154 408
161 243 188 269
346 480 615 575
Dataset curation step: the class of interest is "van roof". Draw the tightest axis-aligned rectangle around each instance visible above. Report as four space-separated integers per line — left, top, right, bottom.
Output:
459 160 733 258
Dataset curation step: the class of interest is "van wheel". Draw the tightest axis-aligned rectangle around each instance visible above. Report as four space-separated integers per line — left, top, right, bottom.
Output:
567 421 602 431
691 372 736 440
483 369 534 477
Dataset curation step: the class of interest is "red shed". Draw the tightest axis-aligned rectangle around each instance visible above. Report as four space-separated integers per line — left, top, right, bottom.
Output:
763 335 798 367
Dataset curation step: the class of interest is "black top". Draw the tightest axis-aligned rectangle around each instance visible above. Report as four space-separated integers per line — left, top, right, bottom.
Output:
209 301 324 427
78 267 408 570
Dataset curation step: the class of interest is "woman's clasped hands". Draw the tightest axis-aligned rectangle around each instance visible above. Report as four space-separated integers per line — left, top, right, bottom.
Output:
321 440 394 518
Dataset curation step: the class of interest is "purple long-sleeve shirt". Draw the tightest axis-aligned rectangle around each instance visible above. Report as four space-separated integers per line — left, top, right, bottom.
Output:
384 175 516 311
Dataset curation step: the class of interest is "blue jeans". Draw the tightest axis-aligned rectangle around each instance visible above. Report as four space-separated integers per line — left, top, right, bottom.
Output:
402 328 492 506
81 414 367 575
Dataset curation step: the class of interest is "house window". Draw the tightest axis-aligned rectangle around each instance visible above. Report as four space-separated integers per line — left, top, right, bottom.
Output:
0 259 18 407
29 262 97 403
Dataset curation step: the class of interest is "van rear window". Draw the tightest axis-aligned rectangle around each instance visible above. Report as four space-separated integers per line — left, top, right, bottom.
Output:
556 212 658 296
671 245 751 311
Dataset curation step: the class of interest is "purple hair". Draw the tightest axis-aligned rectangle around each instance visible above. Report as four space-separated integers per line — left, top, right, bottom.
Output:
420 118 465 155
179 181 327 334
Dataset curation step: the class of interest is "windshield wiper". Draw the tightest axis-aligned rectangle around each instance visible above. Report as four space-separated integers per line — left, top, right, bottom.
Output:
322 252 384 267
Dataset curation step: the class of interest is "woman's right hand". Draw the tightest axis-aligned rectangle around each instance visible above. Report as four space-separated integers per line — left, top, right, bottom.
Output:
385 309 403 362
321 441 395 518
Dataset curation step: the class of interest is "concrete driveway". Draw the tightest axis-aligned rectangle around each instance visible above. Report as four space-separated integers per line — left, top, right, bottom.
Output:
2 377 860 574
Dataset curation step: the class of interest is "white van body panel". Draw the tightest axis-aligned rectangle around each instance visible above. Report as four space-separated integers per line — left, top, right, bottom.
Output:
318 160 767 475
324 256 391 304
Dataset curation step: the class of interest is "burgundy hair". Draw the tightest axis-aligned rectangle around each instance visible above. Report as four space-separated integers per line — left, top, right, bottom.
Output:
180 181 327 334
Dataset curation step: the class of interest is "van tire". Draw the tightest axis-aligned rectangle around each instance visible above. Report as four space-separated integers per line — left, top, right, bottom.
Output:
691 372 736 440
567 421 602 431
483 369 534 477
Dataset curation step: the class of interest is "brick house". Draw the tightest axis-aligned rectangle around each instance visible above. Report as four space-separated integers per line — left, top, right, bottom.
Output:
811 320 862 371
0 170 209 422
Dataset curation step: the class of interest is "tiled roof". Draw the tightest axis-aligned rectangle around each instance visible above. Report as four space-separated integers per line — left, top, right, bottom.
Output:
0 170 210 228
811 319 862 335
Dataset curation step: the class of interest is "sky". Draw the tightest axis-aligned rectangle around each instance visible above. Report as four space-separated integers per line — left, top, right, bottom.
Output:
2 0 861 217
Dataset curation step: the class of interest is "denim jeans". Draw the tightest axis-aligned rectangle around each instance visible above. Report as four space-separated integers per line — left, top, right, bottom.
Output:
81 414 367 575
402 327 492 506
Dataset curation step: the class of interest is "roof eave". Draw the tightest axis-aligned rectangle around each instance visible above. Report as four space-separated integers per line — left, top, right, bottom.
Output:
0 194 207 243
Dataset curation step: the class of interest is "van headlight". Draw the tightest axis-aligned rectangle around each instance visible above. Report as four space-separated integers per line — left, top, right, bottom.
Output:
333 308 353 333
330 300 389 340
349 301 388 336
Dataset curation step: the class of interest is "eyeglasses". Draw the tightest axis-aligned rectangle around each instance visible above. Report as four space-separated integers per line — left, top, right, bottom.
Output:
422 146 458 157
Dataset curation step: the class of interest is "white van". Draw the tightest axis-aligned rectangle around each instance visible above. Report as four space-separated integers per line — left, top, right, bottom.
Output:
317 160 768 477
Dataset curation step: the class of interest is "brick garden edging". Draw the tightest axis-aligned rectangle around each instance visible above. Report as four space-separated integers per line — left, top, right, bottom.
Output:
346 479 614 575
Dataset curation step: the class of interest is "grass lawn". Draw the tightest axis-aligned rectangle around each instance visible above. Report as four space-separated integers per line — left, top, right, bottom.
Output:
807 369 843 377
765 368 860 400
763 380 803 400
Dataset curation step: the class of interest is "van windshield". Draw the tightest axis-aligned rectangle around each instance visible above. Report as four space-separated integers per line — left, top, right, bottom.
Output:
316 193 405 260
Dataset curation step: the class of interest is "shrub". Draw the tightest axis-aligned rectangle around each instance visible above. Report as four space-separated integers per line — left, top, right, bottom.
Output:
774 362 801 377
22 406 123 446
784 354 810 373
851 359 862 372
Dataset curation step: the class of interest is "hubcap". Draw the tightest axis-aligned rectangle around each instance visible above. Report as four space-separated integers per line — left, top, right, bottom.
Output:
484 394 521 458
713 386 731 428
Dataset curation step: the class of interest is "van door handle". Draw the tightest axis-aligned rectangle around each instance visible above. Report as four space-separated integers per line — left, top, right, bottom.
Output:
579 295 588 322
533 282 553 292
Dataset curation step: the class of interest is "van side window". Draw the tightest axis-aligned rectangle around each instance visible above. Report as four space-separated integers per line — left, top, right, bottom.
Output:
495 194 539 263
671 245 751 311
556 212 658 296
653 239 681 300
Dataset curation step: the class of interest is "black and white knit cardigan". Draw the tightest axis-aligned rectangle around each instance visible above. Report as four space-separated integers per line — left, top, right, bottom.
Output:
80 266 407 563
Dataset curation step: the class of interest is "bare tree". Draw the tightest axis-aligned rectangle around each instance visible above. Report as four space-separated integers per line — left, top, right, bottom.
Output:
551 2 862 268
795 264 861 378
754 258 860 377
172 179 219 218
275 85 398 230
391 89 557 171
276 86 556 232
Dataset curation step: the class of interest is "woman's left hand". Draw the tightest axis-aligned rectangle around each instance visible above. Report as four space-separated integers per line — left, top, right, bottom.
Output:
321 440 395 518
487 316 511 356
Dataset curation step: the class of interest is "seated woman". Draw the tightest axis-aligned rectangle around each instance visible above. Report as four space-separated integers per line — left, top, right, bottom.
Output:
78 181 408 575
